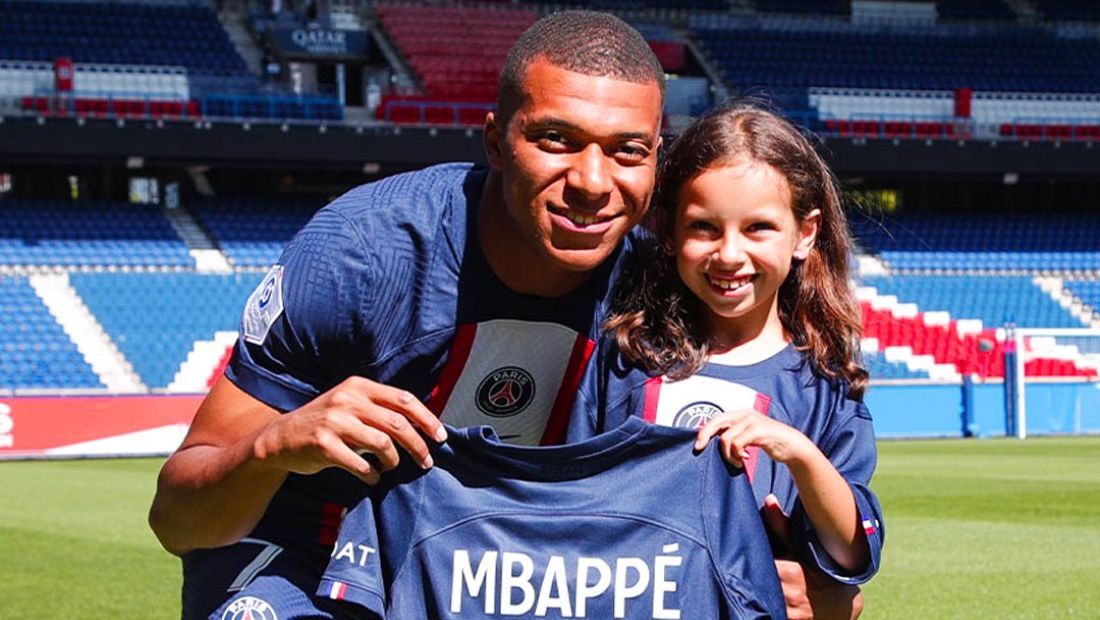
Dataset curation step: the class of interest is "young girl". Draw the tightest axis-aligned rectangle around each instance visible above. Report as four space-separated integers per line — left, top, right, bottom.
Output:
569 102 884 585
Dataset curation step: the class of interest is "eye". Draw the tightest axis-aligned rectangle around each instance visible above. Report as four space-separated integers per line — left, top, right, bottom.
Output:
687 220 718 233
747 221 777 233
536 130 571 151
614 144 649 164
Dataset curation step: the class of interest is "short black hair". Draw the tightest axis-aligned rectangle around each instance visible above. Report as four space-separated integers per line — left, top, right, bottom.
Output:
496 11 665 128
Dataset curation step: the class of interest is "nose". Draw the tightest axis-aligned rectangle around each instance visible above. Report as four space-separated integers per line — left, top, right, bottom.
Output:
712 233 746 267
566 143 614 203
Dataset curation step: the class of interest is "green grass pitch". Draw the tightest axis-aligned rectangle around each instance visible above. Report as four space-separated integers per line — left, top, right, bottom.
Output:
1 436 1099 618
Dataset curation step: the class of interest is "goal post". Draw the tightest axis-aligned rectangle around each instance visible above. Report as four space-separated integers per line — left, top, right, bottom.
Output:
1007 327 1100 439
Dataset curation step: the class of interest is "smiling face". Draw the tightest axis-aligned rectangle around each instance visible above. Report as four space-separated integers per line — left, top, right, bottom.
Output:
674 159 819 348
482 59 663 296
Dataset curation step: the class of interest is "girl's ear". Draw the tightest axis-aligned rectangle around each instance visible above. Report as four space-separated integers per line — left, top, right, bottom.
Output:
793 209 821 260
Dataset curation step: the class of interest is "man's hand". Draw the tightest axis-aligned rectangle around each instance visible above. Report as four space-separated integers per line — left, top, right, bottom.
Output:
763 494 863 620
250 376 448 484
150 375 447 555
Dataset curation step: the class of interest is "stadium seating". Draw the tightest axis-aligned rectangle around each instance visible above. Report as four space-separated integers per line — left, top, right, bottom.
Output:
851 211 1100 272
861 275 1084 329
0 1 340 122
692 20 1100 94
69 273 262 388
1065 280 1100 312
860 296 1096 379
191 196 321 268
0 1 249 77
749 0 849 16
375 2 536 117
0 199 193 268
863 348 934 380
935 0 1016 21
0 276 102 389
1031 0 1100 21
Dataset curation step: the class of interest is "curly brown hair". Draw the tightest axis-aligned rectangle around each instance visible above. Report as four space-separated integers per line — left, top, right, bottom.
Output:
606 102 869 398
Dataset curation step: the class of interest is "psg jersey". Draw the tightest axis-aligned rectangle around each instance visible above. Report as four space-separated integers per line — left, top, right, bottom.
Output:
318 416 787 619
221 163 630 549
568 343 885 585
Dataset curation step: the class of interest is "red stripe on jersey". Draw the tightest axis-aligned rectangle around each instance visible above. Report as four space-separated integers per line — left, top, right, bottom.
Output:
642 376 662 424
541 335 595 446
318 501 346 546
428 323 478 416
335 582 348 600
743 394 771 484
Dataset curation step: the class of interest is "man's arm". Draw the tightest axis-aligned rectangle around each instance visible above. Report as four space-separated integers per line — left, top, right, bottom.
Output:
148 374 445 556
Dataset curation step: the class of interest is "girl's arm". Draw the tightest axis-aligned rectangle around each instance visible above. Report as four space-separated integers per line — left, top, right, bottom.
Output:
695 410 871 573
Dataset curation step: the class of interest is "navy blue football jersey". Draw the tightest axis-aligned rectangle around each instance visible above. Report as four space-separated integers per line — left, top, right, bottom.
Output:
567 343 885 585
318 417 786 619
183 164 631 619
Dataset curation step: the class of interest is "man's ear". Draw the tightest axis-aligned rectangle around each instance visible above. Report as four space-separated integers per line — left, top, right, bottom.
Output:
483 112 503 170
794 209 821 260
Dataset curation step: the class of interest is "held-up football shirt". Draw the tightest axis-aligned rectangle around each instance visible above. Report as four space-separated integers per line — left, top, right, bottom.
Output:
319 417 787 619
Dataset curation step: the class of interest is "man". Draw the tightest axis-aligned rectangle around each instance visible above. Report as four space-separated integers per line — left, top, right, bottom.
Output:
150 11 663 618
150 11 860 618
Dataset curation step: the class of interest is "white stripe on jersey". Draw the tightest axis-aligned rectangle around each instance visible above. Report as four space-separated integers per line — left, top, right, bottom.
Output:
437 319 581 446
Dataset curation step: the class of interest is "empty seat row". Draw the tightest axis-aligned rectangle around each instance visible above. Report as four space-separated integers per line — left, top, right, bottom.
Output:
69 272 263 388
0 276 101 389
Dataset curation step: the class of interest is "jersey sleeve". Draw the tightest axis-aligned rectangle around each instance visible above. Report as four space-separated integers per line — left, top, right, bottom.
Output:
788 395 886 585
225 205 372 413
317 492 386 617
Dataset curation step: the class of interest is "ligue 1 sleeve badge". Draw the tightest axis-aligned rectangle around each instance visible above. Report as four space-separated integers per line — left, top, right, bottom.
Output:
220 596 278 620
475 366 536 417
243 265 285 345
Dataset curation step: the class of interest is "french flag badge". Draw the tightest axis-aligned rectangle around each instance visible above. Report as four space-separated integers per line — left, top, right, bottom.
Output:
328 581 349 600
862 517 880 536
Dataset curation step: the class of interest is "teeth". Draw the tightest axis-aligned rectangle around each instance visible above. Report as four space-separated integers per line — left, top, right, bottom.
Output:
710 276 752 290
566 212 598 226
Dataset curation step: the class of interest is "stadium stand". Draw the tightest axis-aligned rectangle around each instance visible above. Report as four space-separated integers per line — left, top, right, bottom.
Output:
0 199 193 268
935 0 1016 22
69 272 262 389
862 348 935 380
1031 0 1100 21
0 1 248 75
749 0 849 16
861 275 1085 329
1065 280 1100 314
859 296 1097 380
373 2 535 124
692 20 1100 94
0 0 340 121
851 211 1100 272
0 276 102 389
191 195 320 268
0 0 1096 405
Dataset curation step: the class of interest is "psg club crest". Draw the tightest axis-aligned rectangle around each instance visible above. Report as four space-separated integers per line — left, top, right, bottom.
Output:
672 401 723 429
476 366 536 417
220 596 278 620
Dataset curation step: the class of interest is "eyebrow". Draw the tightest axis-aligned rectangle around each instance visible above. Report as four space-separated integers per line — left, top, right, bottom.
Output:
528 117 656 144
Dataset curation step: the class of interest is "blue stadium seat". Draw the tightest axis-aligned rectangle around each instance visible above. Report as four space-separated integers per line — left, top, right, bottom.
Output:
861 274 1087 328
191 196 321 268
851 211 1100 272
0 276 101 389
69 273 263 388
0 199 192 268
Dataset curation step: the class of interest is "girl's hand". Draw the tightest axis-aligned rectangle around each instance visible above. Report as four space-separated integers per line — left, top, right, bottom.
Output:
693 409 814 468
